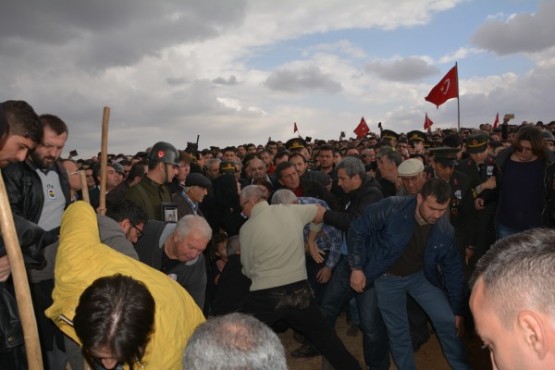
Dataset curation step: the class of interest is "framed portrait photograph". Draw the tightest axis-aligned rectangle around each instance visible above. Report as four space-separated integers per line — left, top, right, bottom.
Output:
161 202 178 223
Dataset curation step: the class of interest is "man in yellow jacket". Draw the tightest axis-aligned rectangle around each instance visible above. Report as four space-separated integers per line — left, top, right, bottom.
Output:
45 201 205 370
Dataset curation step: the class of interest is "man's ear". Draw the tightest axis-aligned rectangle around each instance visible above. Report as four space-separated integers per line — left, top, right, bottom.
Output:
119 219 131 233
518 310 548 360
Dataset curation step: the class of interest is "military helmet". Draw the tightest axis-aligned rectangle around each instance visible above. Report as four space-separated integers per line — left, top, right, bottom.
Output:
147 141 179 166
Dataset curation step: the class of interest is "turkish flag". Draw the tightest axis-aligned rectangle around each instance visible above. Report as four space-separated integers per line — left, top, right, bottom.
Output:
353 117 369 138
425 65 459 108
424 113 433 130
493 112 499 129
293 122 298 133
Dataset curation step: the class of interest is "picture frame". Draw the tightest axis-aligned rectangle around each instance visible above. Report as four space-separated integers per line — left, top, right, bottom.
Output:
161 202 178 223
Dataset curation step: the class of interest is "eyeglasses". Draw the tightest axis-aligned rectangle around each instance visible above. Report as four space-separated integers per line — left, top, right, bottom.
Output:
67 171 80 176
240 200 251 209
130 223 144 238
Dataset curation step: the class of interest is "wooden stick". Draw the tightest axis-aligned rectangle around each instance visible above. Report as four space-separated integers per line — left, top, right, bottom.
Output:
0 171 43 370
79 170 90 204
98 107 110 215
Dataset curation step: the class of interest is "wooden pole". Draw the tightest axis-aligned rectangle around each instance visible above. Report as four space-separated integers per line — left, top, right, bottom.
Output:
0 172 43 370
79 170 90 204
98 107 110 215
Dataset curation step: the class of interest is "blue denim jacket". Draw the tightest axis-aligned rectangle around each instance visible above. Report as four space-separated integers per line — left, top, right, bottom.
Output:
347 196 466 315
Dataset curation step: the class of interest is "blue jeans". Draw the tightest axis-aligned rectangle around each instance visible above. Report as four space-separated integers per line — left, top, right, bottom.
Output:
320 257 389 370
374 271 470 370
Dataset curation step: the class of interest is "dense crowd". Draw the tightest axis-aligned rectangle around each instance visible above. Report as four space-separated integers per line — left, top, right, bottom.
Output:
1 99 555 370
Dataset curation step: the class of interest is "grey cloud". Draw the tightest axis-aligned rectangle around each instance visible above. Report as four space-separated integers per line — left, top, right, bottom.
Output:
471 2 555 55
364 57 438 82
212 76 238 85
0 0 247 70
166 77 190 86
264 66 343 93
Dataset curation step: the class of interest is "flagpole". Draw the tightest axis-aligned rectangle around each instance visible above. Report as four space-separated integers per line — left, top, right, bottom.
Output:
456 61 461 132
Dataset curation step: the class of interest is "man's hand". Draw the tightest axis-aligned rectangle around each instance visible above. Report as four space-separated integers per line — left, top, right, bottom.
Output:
316 267 332 283
474 197 485 210
313 204 326 224
0 256 11 282
350 269 366 293
455 315 465 337
307 239 325 264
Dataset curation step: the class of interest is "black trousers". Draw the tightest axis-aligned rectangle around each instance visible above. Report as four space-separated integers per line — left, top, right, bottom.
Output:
241 280 361 370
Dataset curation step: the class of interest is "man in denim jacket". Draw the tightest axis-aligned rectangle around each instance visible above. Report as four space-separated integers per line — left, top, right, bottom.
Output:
348 178 470 370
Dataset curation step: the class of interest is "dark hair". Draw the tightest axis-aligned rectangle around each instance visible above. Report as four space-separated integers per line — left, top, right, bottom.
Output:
39 114 68 136
126 162 146 184
514 125 545 160
106 200 147 226
74 275 155 370
336 156 365 178
289 152 307 163
1 100 42 144
419 178 451 204
273 150 290 163
318 144 335 154
275 161 296 180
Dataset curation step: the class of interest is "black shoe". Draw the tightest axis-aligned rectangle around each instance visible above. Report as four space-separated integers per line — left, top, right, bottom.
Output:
291 344 320 358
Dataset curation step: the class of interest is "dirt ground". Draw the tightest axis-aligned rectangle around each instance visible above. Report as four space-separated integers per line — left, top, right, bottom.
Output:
279 313 493 370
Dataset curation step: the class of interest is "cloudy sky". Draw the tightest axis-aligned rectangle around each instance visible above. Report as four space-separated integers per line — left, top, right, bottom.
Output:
1 0 553 158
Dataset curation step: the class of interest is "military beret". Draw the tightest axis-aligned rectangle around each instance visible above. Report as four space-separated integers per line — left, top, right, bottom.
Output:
406 130 427 143
442 133 463 148
429 146 459 167
381 129 399 141
219 161 237 174
542 130 555 143
465 132 489 153
285 138 307 151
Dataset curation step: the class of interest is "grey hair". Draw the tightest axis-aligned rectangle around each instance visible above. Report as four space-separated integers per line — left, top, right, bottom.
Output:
271 189 298 205
471 228 555 326
174 214 212 241
336 156 366 178
240 185 265 204
182 313 287 370
206 158 221 167
380 150 403 166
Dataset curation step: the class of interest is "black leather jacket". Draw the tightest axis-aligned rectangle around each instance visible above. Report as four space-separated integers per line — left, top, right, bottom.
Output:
323 176 384 233
2 159 71 224
1 159 71 263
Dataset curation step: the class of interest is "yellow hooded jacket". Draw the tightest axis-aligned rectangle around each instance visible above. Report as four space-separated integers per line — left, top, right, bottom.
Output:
45 201 205 369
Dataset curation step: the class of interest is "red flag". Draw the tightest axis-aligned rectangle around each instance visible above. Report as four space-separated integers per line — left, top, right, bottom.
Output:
493 112 499 129
425 65 459 108
293 122 298 133
353 117 369 138
424 113 433 130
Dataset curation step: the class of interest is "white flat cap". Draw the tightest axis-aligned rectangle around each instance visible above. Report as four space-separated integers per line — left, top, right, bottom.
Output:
398 158 424 177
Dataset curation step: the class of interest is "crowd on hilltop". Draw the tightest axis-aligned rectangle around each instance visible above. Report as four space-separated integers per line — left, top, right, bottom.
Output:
2 98 555 370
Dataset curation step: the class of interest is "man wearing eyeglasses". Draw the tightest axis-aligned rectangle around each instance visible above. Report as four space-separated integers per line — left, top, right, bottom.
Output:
62 159 82 202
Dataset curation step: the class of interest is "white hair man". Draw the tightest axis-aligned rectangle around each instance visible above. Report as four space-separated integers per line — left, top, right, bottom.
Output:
183 313 287 370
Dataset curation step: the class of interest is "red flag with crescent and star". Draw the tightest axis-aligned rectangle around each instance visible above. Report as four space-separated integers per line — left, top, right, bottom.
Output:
425 65 458 108
353 116 369 138
293 122 298 133
424 113 434 130
493 112 499 129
